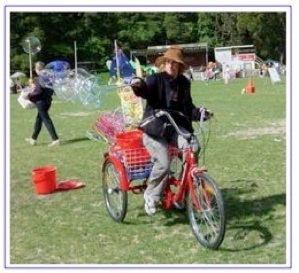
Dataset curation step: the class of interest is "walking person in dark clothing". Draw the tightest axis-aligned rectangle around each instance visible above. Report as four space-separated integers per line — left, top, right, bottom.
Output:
25 62 60 147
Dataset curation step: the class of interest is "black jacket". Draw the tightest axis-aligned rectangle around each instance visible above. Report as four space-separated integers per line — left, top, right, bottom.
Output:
132 72 201 140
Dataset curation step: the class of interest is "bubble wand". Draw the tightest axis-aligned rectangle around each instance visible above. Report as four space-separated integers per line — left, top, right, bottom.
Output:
114 39 122 84
22 36 41 78
28 39 32 78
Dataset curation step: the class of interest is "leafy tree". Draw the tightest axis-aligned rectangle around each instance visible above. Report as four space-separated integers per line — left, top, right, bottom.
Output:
237 12 286 62
197 13 220 46
9 11 287 75
163 13 197 44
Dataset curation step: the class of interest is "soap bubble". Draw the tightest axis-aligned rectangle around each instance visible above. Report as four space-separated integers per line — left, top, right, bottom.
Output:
22 36 41 54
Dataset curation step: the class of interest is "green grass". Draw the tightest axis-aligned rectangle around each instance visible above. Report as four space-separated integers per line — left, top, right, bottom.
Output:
9 76 287 266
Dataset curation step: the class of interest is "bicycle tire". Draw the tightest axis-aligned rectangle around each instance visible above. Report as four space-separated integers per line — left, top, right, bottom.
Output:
102 159 128 222
186 171 226 249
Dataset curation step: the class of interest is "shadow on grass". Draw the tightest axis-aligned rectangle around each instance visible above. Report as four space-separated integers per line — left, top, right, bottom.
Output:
60 137 90 145
219 183 286 252
28 137 91 146
161 208 189 226
222 184 286 221
220 222 273 252
121 205 188 226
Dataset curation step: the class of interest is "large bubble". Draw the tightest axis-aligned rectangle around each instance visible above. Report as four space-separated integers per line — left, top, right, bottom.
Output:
22 36 41 54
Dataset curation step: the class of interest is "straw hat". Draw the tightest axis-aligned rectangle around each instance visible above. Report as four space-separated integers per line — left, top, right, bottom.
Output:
155 46 189 72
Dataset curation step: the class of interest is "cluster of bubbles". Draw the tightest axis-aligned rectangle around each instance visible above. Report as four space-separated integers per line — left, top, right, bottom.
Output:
38 61 116 109
21 36 116 109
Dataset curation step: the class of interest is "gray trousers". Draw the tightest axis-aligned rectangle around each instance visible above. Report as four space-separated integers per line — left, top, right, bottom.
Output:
142 129 200 203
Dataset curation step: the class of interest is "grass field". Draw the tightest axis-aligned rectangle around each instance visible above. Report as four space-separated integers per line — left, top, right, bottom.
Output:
8 76 287 266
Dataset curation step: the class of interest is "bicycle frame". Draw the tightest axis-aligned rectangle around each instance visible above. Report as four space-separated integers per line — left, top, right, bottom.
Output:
162 137 208 210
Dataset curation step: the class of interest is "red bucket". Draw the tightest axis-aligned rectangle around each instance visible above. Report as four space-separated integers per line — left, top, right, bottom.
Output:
32 165 57 195
115 130 144 149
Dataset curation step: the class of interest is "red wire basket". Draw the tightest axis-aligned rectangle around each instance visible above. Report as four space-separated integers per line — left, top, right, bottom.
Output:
111 130 182 180
115 130 144 149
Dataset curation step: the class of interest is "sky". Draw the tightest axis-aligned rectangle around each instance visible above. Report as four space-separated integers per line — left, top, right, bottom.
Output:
1 0 298 273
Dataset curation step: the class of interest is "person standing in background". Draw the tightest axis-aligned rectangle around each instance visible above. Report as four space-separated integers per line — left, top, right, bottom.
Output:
223 64 231 84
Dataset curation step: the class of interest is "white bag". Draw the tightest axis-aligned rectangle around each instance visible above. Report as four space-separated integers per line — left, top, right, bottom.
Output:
17 88 36 109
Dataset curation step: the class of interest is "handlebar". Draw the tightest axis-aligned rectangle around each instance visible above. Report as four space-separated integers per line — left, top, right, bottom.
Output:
154 110 193 139
198 107 214 124
153 109 214 166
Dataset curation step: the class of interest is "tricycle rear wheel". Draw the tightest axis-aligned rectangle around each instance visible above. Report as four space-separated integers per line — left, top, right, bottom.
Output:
102 159 128 222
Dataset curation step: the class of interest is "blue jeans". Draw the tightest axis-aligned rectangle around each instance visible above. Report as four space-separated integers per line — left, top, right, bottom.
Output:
31 100 59 141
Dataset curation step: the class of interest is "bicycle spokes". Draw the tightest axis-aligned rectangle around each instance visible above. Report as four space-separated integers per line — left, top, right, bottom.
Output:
187 172 225 249
102 160 128 222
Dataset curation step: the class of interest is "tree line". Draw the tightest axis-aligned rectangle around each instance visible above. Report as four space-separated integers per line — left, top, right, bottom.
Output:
10 12 286 74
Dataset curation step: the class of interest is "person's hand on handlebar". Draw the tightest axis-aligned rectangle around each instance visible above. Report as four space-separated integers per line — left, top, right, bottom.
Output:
198 107 214 121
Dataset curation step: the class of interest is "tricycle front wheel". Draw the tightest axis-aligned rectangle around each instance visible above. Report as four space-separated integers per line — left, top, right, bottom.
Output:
187 172 226 250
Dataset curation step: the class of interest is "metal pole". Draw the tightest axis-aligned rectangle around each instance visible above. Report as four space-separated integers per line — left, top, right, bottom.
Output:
114 39 121 82
206 44 208 66
28 39 32 78
74 41 77 80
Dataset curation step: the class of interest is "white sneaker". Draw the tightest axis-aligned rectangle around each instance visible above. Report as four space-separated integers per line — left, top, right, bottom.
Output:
144 198 157 215
25 138 36 146
48 139 60 147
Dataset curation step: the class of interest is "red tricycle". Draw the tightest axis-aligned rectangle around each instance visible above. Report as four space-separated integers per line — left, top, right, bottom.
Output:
102 110 226 249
